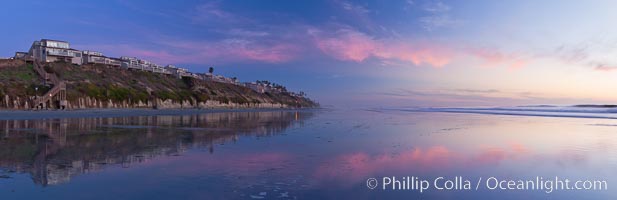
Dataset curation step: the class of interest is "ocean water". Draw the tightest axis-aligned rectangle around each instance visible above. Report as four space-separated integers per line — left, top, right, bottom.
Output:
0 109 616 199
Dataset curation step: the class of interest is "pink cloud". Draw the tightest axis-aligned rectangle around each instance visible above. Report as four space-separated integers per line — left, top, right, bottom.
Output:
469 47 528 69
278 31 527 69
310 28 455 67
594 64 617 71
509 59 527 69
375 42 453 67
470 48 506 65
310 28 533 69
314 29 378 62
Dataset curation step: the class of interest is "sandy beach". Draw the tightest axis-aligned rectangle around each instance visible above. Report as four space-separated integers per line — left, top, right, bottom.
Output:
0 108 313 120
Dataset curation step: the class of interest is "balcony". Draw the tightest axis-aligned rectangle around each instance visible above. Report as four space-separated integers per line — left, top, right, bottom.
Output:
46 49 71 57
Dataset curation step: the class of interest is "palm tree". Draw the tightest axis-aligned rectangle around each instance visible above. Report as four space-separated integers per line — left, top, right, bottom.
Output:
209 67 214 74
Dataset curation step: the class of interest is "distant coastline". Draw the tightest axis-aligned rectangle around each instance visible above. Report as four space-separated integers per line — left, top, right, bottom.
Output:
573 104 617 108
393 105 617 120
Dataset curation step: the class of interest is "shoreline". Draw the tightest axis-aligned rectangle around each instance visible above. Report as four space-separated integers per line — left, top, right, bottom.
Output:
0 108 320 120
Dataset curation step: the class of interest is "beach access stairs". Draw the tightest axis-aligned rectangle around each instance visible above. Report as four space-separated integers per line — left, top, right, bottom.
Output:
32 61 67 110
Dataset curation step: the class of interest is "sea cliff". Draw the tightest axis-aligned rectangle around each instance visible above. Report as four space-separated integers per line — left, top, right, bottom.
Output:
0 59 318 110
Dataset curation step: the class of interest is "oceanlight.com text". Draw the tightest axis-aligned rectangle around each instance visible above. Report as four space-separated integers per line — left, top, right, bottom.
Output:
366 176 607 194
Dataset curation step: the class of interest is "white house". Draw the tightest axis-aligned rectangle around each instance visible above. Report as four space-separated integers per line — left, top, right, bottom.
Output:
165 65 190 78
120 56 141 70
82 51 121 67
28 39 82 65
245 82 266 93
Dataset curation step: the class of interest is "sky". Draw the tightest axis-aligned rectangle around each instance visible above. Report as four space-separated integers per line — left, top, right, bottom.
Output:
3 0 617 108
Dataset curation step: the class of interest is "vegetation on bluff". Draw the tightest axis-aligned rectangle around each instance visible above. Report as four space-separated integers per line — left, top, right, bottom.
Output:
0 59 51 98
0 59 318 109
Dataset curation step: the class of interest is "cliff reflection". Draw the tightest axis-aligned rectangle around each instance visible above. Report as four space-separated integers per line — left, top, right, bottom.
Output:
0 111 313 186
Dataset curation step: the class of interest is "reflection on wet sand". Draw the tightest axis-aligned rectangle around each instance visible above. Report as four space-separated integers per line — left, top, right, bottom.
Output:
0 111 313 186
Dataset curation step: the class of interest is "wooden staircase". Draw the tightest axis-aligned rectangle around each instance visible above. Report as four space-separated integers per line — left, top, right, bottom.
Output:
32 62 67 110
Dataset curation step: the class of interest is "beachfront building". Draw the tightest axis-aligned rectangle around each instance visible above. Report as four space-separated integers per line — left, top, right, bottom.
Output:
138 59 152 71
198 73 214 82
165 65 190 78
199 72 238 84
245 82 266 93
82 51 121 67
120 56 141 70
28 39 82 65
151 64 170 74
121 57 171 75
244 81 288 94
215 75 237 84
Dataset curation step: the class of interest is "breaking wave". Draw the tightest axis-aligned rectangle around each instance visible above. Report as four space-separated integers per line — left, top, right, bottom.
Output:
381 105 617 119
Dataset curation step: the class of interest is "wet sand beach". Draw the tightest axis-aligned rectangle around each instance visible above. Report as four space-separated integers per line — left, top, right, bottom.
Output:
0 108 316 120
